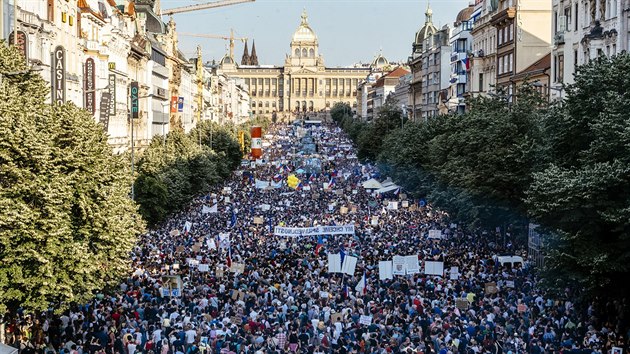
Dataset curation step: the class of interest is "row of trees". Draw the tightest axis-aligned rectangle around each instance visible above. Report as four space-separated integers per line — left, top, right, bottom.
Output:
0 42 265 315
0 44 144 314
333 54 630 301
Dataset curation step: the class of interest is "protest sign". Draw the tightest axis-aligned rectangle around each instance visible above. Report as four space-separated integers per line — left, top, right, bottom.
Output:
428 230 443 239
340 206 348 214
405 255 420 274
485 282 498 294
379 261 393 280
612 348 623 354
198 264 209 272
359 315 373 325
392 256 406 276
371 216 379 226
455 298 469 310
505 280 515 288
341 255 357 276
402 201 409 208
387 201 399 210
328 253 342 273
170 229 180 236
192 243 201 253
331 313 343 323
215 267 224 278
253 217 264 225
424 261 444 276
449 267 460 280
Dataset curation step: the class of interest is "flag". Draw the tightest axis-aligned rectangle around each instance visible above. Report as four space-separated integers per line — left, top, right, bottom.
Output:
355 272 367 296
315 235 324 256
394 187 400 196
339 245 346 265
343 284 349 299
184 221 192 235
309 173 317 181
226 247 232 268
296 181 303 190
230 209 237 228
328 177 336 189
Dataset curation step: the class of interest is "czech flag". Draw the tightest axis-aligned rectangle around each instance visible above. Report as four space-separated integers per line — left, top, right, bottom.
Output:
314 235 324 256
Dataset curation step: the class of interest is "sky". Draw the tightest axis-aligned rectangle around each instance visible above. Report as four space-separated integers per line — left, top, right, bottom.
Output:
161 0 472 67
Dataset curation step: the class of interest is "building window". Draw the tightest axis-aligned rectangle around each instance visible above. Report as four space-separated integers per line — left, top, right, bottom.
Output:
309 48 315 57
295 48 300 57
575 3 579 31
302 48 307 57
479 73 484 91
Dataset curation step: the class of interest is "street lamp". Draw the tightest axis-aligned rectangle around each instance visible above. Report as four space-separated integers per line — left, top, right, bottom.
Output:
532 81 564 103
129 93 162 200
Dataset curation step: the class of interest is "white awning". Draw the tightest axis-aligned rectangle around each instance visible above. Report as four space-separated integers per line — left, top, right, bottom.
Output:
375 184 400 194
362 178 382 189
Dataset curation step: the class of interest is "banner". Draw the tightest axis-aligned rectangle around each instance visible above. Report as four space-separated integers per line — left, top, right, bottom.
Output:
255 179 270 189
274 224 355 237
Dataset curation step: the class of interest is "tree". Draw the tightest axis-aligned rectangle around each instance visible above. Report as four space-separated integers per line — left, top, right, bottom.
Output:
526 54 630 298
330 102 351 123
0 43 144 315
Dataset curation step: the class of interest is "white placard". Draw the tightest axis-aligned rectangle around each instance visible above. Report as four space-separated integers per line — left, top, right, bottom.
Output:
371 216 379 226
449 267 460 280
387 201 399 210
198 264 209 272
506 280 515 288
379 261 393 280
328 253 342 273
392 256 406 276
341 255 358 276
359 315 373 325
428 230 443 239
402 201 409 208
261 204 271 211
424 261 444 276
404 255 420 274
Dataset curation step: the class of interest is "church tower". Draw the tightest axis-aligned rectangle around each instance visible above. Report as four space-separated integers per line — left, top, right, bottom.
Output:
241 40 250 65
250 40 259 66
412 2 438 54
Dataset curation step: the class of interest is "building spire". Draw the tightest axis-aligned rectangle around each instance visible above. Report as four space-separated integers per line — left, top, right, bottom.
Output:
250 40 259 66
241 40 250 65
425 1 433 24
301 8 308 25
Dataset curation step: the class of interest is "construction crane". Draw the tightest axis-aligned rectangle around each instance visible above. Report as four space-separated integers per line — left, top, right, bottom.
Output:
160 0 254 16
179 29 247 62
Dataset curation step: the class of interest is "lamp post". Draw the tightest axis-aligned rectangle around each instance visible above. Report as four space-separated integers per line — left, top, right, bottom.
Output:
532 81 564 104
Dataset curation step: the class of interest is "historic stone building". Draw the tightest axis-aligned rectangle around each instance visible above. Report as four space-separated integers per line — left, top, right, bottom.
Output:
218 10 371 118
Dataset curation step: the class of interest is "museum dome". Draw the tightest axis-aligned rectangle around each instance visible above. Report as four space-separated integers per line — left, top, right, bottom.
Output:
292 9 318 43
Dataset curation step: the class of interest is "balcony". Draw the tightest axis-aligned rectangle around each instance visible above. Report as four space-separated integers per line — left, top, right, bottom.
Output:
84 39 99 51
554 32 565 45
450 52 468 63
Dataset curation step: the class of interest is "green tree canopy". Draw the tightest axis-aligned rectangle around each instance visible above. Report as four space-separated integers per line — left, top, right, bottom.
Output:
526 54 630 297
0 43 144 315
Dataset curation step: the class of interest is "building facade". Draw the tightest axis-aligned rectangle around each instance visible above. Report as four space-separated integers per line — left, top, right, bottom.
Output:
470 0 498 98
218 10 371 118
551 0 628 100
491 0 551 94
420 25 452 119
448 4 474 114
409 4 438 121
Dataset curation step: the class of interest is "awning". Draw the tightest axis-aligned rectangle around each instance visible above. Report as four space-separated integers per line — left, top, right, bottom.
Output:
375 184 400 194
362 178 382 189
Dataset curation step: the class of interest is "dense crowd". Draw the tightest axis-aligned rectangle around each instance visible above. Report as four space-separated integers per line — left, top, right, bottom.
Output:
3 123 629 354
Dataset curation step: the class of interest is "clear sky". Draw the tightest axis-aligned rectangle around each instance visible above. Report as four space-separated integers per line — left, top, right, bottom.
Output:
162 0 472 67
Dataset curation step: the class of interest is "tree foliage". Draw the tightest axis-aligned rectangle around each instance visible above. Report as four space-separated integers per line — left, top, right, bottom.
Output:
526 54 630 297
0 43 144 315
134 118 243 226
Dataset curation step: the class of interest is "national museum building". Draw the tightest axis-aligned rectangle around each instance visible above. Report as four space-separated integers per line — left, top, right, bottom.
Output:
218 10 373 116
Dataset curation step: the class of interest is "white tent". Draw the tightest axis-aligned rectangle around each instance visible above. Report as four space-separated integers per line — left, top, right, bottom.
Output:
380 177 395 188
362 178 383 189
376 184 400 194
0 343 18 354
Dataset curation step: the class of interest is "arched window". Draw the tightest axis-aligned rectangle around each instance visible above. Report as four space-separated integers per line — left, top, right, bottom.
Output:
309 101 314 111
295 48 300 57
295 101 300 111
302 100 307 112
302 48 307 58
309 48 315 57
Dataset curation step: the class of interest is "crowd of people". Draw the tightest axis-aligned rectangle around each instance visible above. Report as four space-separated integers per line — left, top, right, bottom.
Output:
3 122 629 354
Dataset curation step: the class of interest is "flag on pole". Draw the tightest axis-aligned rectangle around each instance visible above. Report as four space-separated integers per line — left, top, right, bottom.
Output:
230 209 237 228
355 272 367 296
226 247 232 268
339 245 346 265
343 284 349 299
315 235 324 256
